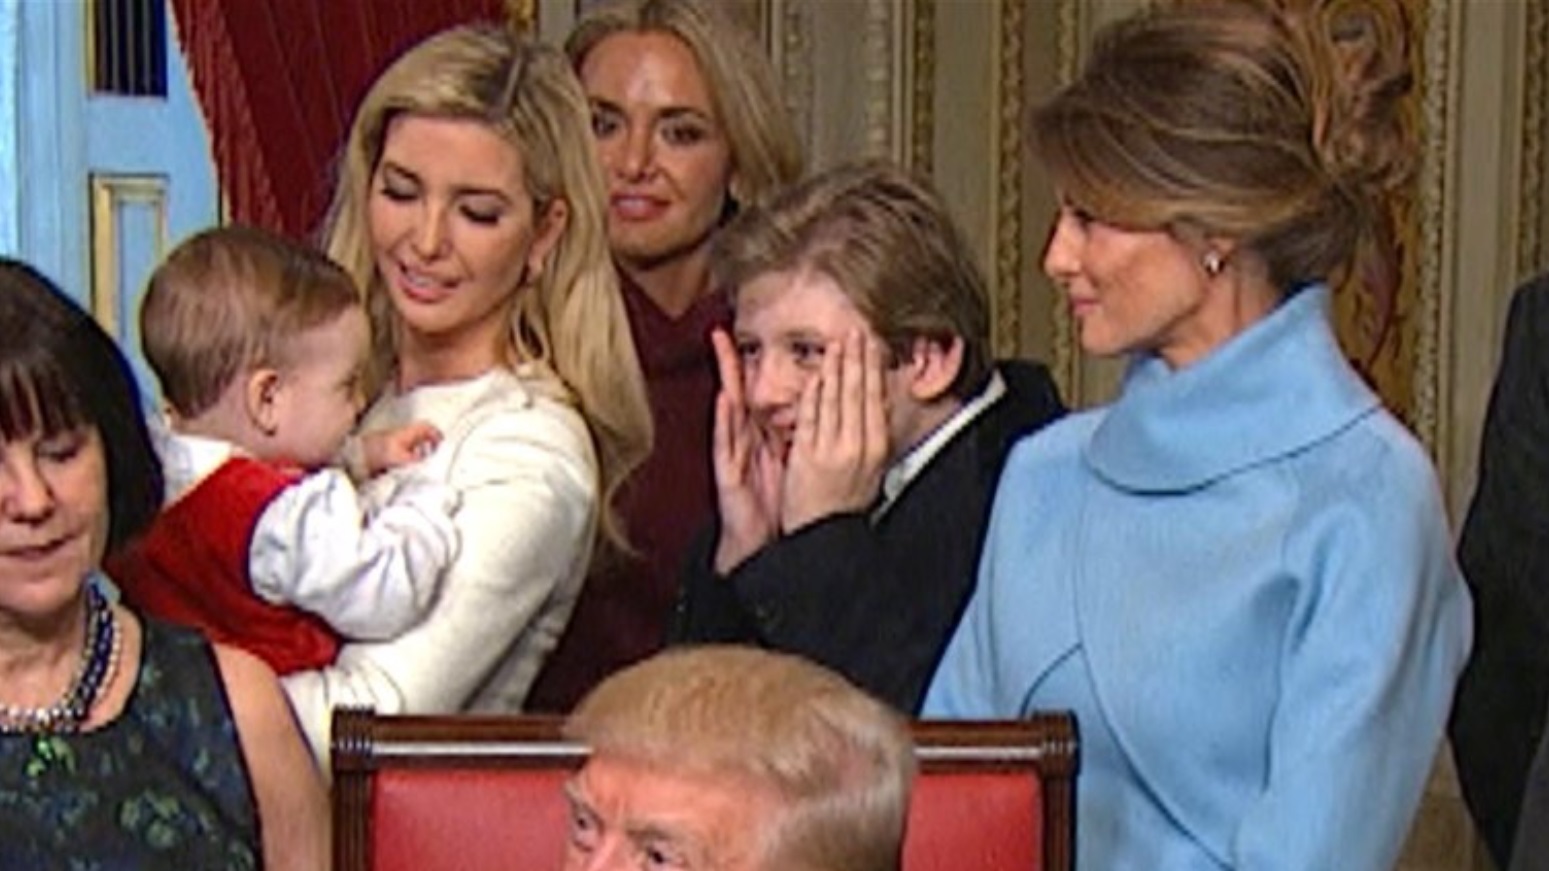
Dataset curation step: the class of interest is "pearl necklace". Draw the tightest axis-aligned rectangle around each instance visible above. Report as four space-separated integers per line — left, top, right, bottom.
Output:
0 585 122 734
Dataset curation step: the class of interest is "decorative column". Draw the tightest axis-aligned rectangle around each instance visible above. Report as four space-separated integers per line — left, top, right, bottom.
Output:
1521 0 1548 278
989 0 1024 361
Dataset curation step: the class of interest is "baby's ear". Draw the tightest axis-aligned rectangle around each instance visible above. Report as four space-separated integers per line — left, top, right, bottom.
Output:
902 335 965 404
244 368 283 436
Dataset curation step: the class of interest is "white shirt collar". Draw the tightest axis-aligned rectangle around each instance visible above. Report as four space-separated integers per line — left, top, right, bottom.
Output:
152 416 238 504
872 369 1007 521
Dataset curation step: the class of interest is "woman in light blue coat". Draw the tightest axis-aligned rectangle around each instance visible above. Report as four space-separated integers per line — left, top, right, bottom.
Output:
923 3 1472 870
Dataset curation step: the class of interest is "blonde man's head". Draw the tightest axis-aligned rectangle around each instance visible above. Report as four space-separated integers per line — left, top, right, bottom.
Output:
567 646 914 871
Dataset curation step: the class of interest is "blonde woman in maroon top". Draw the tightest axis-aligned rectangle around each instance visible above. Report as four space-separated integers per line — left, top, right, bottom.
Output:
529 0 803 711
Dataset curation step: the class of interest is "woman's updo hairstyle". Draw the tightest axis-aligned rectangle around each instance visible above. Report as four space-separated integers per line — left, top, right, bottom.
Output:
1031 0 1414 294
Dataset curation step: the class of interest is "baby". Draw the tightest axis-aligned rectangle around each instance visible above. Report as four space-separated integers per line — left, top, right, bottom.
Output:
107 225 457 673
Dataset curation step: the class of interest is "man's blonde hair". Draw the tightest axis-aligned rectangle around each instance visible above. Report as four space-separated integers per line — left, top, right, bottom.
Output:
567 646 915 871
141 225 359 418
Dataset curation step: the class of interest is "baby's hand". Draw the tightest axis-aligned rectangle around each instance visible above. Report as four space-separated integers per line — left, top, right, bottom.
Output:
361 421 443 475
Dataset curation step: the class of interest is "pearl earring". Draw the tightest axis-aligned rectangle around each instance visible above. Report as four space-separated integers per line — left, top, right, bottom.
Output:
1202 251 1224 277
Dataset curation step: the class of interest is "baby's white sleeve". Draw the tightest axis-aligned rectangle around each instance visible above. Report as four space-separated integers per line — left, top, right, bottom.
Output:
249 469 459 639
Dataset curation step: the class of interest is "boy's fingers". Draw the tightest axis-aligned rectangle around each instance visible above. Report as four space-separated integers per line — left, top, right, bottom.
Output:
864 335 888 458
710 329 745 407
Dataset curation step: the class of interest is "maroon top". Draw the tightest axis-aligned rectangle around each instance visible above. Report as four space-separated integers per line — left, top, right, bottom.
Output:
526 274 728 712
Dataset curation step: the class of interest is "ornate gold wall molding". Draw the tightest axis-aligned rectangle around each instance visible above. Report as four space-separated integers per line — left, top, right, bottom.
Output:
991 0 1025 361
1319 0 1449 458
909 0 935 174
861 0 894 158
1410 0 1451 458
505 0 537 34
1049 0 1082 404
767 0 928 173
769 0 813 156
89 173 167 340
1521 0 1547 278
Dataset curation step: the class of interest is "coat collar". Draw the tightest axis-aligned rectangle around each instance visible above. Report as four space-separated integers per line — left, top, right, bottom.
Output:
1085 285 1378 492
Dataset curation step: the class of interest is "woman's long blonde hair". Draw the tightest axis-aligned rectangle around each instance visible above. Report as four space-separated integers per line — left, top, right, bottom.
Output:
323 24 652 549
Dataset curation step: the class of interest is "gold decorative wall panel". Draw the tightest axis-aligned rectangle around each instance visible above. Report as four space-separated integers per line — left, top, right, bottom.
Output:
506 0 537 34
909 0 935 174
769 0 813 155
1406 0 1449 458
1522 0 1548 279
990 0 1024 362
89 173 166 340
1049 0 1084 404
861 0 895 158
1322 0 1448 455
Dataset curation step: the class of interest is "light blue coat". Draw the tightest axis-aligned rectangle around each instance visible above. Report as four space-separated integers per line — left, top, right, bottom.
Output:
924 287 1472 871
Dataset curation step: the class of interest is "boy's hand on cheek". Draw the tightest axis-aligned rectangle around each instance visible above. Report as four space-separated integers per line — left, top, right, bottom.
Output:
781 331 889 532
711 329 784 575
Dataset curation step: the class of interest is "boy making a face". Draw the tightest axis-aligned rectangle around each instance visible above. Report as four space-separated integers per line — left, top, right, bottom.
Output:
672 161 1065 712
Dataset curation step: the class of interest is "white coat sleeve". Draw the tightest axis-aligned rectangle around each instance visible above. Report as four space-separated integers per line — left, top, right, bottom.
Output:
280 406 596 762
249 469 459 639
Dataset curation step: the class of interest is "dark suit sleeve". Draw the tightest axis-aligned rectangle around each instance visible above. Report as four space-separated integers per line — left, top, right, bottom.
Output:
1450 275 1549 868
671 507 954 712
670 523 760 645
671 360 1066 715
720 511 944 712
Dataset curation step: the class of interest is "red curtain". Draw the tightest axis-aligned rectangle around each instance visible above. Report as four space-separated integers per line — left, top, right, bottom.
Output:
170 0 508 242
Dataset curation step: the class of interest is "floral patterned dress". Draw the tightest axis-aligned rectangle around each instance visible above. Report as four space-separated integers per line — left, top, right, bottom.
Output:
0 618 260 869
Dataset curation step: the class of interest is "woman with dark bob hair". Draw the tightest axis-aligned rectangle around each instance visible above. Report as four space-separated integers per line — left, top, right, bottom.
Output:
0 260 326 867
925 2 1471 869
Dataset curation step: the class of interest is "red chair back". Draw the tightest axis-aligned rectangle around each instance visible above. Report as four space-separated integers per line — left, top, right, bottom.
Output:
331 710 1077 871
905 720 1076 870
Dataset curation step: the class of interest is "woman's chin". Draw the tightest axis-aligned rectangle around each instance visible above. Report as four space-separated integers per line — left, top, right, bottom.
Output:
0 565 89 620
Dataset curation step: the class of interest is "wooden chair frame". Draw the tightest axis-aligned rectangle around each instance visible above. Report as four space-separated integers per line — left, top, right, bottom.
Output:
332 708 1077 871
909 716 1077 870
